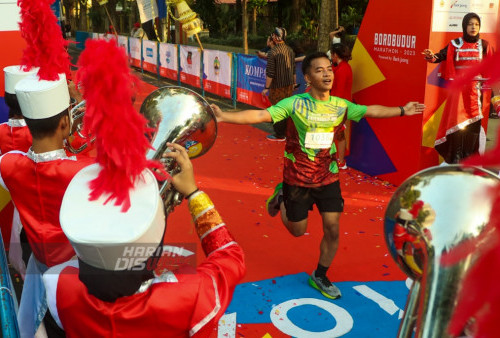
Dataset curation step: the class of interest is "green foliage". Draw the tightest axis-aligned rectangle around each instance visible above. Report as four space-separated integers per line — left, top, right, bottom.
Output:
298 0 321 41
200 34 268 50
192 0 239 37
89 5 104 31
340 5 364 30
248 0 268 11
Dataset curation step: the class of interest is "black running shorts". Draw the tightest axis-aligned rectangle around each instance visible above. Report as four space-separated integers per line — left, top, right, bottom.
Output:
283 181 344 222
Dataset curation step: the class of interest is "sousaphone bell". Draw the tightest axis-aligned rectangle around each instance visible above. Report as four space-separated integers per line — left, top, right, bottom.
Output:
140 86 217 214
384 165 499 337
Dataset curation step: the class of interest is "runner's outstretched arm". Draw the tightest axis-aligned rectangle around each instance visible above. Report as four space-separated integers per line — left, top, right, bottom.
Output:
210 104 273 124
365 102 425 118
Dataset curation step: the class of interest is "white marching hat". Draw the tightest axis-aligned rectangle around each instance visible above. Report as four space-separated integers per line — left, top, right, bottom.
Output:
15 73 70 119
60 164 165 271
3 65 37 94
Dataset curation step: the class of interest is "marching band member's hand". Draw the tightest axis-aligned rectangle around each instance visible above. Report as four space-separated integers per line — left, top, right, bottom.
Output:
163 142 198 197
403 102 426 116
210 104 224 123
68 80 83 103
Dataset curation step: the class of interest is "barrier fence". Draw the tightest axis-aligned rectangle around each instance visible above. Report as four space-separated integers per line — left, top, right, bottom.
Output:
75 31 306 109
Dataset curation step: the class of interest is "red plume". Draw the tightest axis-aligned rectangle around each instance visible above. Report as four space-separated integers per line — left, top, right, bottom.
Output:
18 0 70 80
76 39 163 212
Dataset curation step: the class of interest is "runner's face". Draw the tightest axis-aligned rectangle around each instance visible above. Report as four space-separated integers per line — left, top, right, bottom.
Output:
467 18 480 36
305 57 333 91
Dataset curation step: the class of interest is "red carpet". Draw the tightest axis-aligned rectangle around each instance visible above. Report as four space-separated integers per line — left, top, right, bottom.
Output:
165 123 406 284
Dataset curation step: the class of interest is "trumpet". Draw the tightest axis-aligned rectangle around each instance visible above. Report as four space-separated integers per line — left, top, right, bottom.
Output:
140 86 217 214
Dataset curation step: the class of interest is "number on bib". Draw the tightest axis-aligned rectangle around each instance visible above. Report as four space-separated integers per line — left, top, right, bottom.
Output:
304 132 334 149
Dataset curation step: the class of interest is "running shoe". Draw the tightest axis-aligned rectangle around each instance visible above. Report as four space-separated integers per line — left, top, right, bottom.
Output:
309 270 341 299
266 183 283 217
338 159 347 170
266 134 286 141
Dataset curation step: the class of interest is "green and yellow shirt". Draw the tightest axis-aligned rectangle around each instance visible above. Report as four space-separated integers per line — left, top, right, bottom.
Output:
267 93 366 187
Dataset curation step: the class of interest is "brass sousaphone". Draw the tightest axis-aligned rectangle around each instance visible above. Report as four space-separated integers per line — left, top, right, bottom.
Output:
140 86 217 213
384 165 499 337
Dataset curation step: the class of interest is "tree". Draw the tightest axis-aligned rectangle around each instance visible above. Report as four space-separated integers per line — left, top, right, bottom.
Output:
248 0 267 36
242 0 248 53
317 0 337 52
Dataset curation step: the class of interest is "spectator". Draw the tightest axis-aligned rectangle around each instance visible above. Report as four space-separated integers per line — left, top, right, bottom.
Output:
423 12 494 164
262 27 295 141
131 22 147 40
327 26 345 59
257 36 274 59
329 26 345 45
64 21 71 38
330 43 353 169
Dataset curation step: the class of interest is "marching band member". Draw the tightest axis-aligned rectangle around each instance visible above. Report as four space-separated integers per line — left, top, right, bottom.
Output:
42 38 245 337
1 65 37 277
1 66 36 155
0 0 94 336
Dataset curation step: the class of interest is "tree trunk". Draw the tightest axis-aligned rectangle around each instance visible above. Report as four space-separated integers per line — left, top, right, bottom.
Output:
317 0 333 52
252 7 256 36
330 0 338 29
242 0 248 54
289 0 301 33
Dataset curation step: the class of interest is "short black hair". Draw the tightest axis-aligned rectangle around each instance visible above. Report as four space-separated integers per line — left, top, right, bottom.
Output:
330 43 352 61
4 93 23 118
24 109 68 139
302 52 330 75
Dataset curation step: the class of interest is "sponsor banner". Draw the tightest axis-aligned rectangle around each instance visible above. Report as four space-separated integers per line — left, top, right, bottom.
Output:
236 54 270 109
97 33 105 39
142 40 158 74
92 32 99 39
117 35 128 54
350 0 431 184
432 0 499 33
129 37 142 68
159 43 178 81
203 49 232 99
179 45 201 88
137 0 158 23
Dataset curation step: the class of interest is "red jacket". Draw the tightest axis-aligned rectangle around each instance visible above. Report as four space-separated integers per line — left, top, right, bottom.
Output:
0 120 32 154
0 150 93 266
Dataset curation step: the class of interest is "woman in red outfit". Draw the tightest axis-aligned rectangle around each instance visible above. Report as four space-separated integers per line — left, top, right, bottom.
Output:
423 12 494 164
329 43 353 169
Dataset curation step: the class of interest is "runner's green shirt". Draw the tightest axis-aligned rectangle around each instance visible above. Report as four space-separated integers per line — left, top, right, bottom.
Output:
267 93 367 186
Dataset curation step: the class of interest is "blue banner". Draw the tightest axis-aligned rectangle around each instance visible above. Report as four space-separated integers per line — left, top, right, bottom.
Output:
51 0 61 23
237 54 267 92
157 0 167 19
236 54 270 109
294 61 306 94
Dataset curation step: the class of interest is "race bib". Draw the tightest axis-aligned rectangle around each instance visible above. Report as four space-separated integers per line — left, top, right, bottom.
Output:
304 132 334 149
